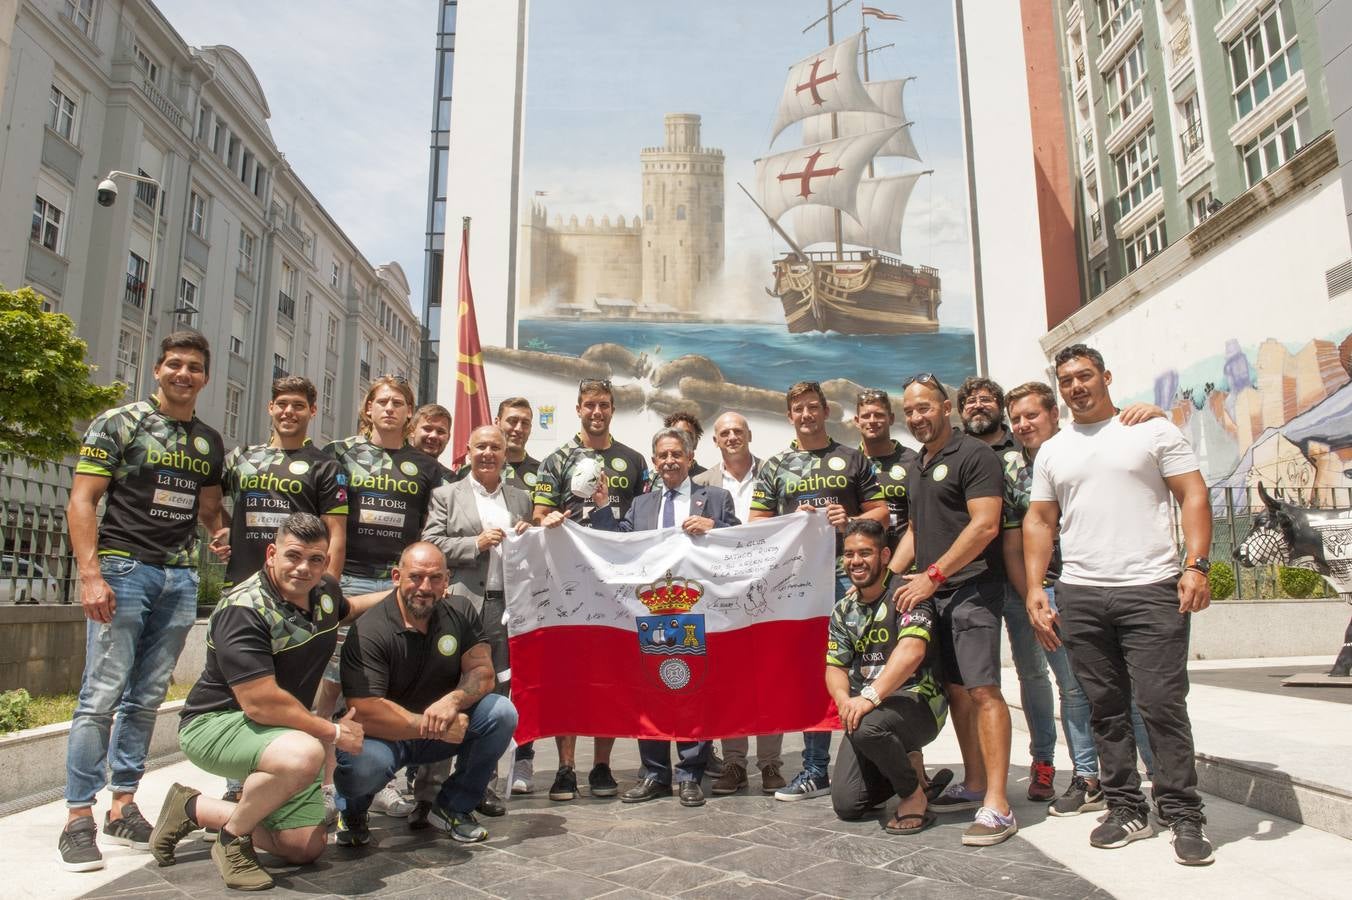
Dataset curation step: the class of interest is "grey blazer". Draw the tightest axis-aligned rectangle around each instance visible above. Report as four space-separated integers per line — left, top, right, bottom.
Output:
421 475 533 612
692 456 763 489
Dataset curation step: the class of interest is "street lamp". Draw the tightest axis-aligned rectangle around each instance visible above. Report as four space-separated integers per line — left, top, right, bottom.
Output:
97 170 162 399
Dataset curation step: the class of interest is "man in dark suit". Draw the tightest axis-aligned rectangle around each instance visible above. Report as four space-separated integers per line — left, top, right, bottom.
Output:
591 427 740 806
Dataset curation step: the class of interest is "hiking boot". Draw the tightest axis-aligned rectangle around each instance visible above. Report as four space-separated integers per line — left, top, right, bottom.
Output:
930 782 984 813
204 787 242 842
760 764 787 794
102 802 153 850
1049 775 1107 817
773 770 829 801
588 763 619 797
211 831 273 891
1170 819 1215 866
1027 759 1056 802
335 810 372 847
429 805 488 843
511 758 535 795
711 762 748 795
1090 806 1152 849
549 765 578 801
58 817 103 872
150 783 201 866
962 806 1018 846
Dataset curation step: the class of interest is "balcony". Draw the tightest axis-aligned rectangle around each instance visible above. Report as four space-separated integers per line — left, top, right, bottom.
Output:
124 274 147 309
278 290 296 320
139 77 185 130
1180 121 1205 161
1090 211 1103 241
273 355 289 380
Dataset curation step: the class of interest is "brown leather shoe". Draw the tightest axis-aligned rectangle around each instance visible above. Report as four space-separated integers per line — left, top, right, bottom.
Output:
710 762 747 795
760 764 787 793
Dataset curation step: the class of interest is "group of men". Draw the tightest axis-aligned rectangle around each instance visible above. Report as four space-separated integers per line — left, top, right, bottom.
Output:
57 330 1218 892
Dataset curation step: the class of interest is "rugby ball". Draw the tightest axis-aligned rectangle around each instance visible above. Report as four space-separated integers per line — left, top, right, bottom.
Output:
569 455 605 499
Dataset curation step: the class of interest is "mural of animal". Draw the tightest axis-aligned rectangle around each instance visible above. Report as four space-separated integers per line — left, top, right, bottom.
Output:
1234 484 1352 676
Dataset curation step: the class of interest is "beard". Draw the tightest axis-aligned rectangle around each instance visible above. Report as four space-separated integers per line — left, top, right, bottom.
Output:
403 591 438 621
963 413 1000 436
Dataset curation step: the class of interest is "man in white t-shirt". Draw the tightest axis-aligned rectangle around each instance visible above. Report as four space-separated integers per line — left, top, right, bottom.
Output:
1022 344 1215 868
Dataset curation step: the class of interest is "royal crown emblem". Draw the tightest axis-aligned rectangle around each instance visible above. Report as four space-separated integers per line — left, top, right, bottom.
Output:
637 571 705 615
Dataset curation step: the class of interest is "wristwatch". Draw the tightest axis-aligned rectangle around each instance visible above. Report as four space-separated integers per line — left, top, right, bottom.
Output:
860 684 882 707
925 564 947 585
1185 556 1211 575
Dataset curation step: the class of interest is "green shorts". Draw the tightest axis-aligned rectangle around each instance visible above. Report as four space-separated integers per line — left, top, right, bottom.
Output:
179 711 325 832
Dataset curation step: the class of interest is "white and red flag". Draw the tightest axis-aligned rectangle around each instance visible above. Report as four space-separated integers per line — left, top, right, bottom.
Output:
862 6 904 21
503 513 838 742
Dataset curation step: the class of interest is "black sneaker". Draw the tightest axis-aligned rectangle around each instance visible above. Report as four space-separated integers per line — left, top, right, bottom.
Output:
58 817 103 872
1089 806 1152 849
587 763 619 798
1049 775 1108 817
336 810 372 847
549 765 578 801
1170 820 1215 866
203 788 241 843
102 802 153 850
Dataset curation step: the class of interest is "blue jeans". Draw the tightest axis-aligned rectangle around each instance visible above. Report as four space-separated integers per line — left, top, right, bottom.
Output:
335 694 517 816
801 570 853 778
65 558 199 807
1003 585 1057 763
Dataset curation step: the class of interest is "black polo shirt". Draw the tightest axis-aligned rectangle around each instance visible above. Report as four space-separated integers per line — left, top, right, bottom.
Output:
865 439 919 547
340 591 485 714
908 430 1004 586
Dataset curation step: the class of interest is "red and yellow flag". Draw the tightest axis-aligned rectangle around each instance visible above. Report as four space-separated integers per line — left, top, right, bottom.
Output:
451 218 492 467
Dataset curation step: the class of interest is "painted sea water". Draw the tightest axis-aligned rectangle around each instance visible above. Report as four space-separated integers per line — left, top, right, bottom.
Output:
517 320 978 394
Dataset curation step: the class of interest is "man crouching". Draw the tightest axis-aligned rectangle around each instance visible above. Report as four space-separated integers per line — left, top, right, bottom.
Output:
149 513 380 890
334 542 517 845
827 519 948 835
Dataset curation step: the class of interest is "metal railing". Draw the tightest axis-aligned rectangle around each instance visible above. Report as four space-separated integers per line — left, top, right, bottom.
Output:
1090 211 1103 240
124 274 146 308
278 290 295 320
1180 121 1205 160
1173 484 1352 600
0 460 76 604
140 77 185 129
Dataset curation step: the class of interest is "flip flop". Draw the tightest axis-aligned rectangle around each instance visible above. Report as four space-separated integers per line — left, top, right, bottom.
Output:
884 809 937 835
924 768 955 803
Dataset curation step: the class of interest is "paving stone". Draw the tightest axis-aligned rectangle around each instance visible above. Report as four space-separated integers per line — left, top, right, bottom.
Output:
636 832 755 863
495 828 596 860
702 843 820 881
78 865 181 898
814 833 913 868
676 876 815 899
489 870 624 900
879 875 1028 899
779 859 918 898
544 837 662 875
436 848 557 889
685 811 772 838
737 822 840 851
603 857 729 893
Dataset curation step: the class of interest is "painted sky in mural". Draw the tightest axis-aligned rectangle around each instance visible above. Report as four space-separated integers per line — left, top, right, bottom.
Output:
495 0 977 428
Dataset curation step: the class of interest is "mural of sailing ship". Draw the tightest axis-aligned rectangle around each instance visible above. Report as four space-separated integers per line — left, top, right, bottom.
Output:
750 6 941 335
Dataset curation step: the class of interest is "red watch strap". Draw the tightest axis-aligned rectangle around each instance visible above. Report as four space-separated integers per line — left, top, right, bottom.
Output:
926 564 946 585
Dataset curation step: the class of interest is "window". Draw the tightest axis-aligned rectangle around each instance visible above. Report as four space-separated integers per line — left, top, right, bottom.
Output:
134 45 159 85
1105 40 1148 132
331 261 341 288
239 228 256 276
31 194 65 253
48 85 77 141
1240 99 1312 186
239 149 253 186
1113 126 1160 218
196 103 212 141
188 190 207 237
1092 263 1110 295
116 328 139 385
676 205 687 221
1124 213 1166 271
176 277 198 328
1096 0 1140 46
322 373 335 417
1179 94 1204 160
212 121 225 157
1189 188 1216 227
645 205 654 221
377 352 387 378
63 0 94 36
125 252 148 308
224 385 242 440
227 136 240 170
230 308 247 356
327 313 339 351
1228 1 1301 120
253 165 267 198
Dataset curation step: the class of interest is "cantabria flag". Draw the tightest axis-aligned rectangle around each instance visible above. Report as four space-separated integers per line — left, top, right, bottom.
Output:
503 513 839 742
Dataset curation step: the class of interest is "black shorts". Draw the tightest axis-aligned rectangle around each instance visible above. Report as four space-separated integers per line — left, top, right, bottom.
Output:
934 580 1004 689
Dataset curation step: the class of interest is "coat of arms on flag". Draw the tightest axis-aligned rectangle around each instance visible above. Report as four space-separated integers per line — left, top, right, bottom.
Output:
636 572 707 692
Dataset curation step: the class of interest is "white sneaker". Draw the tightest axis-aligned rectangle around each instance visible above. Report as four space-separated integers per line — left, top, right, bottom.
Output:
371 780 415 817
511 758 534 795
322 785 338 826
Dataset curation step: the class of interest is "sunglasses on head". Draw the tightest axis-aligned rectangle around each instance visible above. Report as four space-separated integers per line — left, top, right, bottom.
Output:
903 373 948 399
857 388 890 405
578 378 612 392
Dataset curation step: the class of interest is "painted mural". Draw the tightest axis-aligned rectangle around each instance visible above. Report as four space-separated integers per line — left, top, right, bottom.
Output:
1143 330 1352 506
481 0 978 446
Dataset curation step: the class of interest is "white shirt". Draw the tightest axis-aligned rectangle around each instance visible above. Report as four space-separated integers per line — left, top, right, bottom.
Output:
720 461 758 524
469 473 513 590
656 477 692 527
1031 416 1199 586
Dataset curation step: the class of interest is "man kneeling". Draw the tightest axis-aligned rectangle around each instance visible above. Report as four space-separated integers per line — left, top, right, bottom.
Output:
334 542 517 845
827 519 948 834
149 513 378 890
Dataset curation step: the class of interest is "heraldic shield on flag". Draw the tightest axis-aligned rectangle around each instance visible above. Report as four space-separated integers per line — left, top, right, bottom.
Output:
635 572 707 692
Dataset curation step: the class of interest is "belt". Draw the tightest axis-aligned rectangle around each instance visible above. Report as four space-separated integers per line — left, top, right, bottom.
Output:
485 589 506 599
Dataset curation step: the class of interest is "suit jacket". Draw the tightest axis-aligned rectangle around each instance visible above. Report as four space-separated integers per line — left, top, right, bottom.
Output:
692 456 763 490
591 481 740 532
421 474 533 612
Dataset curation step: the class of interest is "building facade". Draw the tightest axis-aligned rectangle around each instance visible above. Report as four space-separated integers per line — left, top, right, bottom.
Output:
0 0 420 448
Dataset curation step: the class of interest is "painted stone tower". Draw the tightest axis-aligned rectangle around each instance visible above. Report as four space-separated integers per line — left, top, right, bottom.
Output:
640 114 725 314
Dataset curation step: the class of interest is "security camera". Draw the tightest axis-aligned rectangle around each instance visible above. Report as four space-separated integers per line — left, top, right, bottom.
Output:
96 178 118 207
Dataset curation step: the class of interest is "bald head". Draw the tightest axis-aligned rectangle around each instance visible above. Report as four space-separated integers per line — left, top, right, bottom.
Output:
400 541 447 571
394 542 449 622
712 411 752 462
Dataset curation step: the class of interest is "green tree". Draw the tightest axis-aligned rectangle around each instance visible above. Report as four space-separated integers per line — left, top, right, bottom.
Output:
0 287 124 463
